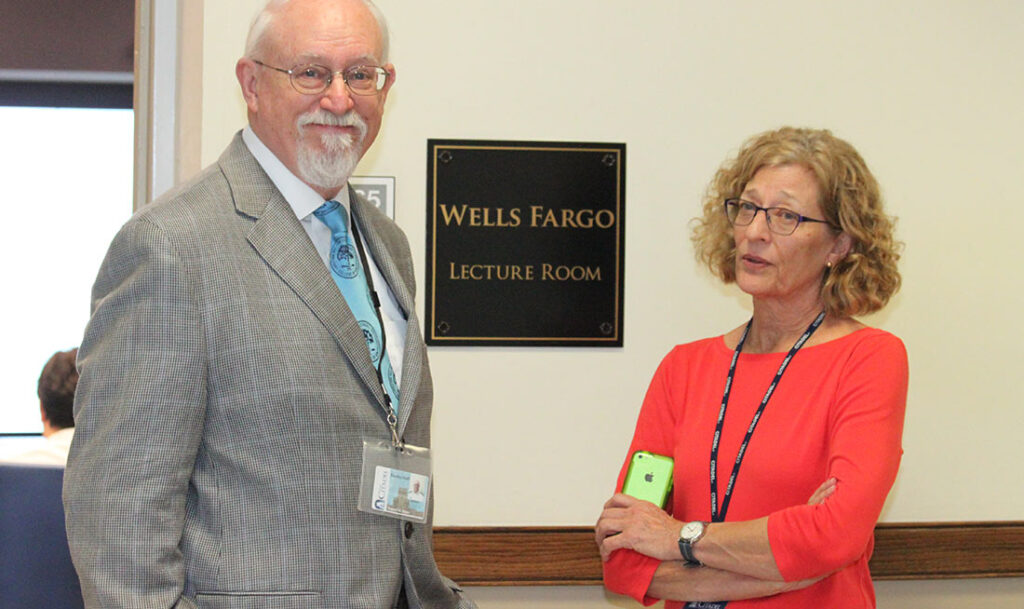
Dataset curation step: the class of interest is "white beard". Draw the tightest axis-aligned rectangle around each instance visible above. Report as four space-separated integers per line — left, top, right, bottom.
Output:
295 109 368 190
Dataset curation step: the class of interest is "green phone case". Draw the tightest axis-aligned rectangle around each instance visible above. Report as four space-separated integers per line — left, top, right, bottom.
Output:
622 450 674 507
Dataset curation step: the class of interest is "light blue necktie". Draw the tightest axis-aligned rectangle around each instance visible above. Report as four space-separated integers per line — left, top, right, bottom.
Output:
314 200 400 411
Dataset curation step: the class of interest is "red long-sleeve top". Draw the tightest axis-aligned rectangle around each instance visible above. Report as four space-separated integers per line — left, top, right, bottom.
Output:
603 327 908 608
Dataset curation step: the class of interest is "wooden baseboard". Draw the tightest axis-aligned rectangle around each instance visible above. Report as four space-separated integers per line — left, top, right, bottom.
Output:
433 522 1024 586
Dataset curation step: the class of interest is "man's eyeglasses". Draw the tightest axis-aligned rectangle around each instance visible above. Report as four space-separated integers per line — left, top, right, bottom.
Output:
252 60 390 96
724 198 836 236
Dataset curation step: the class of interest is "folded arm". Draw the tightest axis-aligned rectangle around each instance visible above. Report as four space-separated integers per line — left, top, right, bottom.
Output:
596 479 834 600
647 561 819 603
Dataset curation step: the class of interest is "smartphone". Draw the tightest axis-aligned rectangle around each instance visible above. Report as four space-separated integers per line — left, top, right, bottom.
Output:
622 450 674 507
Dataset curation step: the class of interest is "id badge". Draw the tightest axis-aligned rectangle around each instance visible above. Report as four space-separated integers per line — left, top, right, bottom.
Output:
358 440 432 523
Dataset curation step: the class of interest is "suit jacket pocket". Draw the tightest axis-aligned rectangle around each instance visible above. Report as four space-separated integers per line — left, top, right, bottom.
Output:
195 591 320 609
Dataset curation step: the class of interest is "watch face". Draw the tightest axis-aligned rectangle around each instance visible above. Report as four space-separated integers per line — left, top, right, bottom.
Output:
681 522 703 540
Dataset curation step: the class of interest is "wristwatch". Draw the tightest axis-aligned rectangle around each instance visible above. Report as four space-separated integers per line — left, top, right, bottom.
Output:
678 521 708 565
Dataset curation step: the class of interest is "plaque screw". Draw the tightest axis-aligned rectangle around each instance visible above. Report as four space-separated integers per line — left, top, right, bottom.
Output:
600 322 613 335
439 150 453 164
437 321 451 335
602 153 616 167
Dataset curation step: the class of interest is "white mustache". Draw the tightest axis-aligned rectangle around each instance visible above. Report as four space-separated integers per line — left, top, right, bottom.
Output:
297 110 368 141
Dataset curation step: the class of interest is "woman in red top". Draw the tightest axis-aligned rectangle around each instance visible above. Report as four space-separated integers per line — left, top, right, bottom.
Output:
595 127 907 608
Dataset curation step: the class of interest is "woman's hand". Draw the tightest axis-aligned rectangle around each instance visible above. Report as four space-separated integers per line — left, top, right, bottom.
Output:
594 493 683 562
808 478 837 506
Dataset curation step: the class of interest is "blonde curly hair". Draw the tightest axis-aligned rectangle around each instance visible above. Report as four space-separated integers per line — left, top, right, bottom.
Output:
691 127 902 317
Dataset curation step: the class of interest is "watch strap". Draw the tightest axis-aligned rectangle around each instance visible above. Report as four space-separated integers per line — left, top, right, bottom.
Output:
678 537 700 565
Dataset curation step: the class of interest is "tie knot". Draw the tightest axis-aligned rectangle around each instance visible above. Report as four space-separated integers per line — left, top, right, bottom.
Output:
314 199 341 218
314 200 349 235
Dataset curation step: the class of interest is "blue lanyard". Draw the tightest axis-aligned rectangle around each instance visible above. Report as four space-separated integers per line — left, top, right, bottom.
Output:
709 311 826 522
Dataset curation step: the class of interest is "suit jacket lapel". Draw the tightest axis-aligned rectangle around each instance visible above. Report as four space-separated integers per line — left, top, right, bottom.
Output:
218 135 390 411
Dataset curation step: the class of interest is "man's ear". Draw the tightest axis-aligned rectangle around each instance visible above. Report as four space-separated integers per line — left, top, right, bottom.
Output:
377 63 396 106
236 58 260 113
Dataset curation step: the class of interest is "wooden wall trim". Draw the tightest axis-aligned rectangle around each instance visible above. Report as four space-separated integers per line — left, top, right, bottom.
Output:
433 522 1024 586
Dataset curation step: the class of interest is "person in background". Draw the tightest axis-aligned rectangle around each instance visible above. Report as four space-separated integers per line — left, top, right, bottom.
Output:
63 1 474 608
596 126 907 608
3 348 78 466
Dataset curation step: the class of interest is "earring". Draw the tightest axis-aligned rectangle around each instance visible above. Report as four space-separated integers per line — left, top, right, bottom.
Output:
826 261 833 269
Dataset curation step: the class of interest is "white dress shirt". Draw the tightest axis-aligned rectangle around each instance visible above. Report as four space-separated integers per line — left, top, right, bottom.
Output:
1 427 75 466
242 127 407 388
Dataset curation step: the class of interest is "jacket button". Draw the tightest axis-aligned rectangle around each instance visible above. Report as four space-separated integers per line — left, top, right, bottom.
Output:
404 522 414 539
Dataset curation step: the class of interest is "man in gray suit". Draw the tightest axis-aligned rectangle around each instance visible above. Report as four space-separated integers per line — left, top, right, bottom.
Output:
63 1 475 608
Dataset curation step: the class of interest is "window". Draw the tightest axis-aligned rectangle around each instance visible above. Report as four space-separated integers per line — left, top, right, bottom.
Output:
0 0 135 439
0 106 133 434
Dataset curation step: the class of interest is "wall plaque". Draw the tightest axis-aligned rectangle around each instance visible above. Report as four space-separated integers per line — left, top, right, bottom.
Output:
425 139 625 347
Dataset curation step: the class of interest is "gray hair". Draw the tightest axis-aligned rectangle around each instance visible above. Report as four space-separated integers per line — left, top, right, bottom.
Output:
244 0 390 63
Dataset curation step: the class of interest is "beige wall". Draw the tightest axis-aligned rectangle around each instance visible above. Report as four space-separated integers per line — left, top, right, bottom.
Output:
177 0 1024 606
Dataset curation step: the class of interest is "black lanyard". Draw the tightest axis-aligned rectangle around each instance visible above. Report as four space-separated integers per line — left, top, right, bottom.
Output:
348 209 402 445
708 311 826 522
348 211 389 360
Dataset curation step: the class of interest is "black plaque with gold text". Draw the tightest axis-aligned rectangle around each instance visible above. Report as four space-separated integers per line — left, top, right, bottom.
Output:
425 139 625 346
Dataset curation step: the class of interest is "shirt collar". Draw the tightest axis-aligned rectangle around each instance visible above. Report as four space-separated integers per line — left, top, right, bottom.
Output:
48 427 75 449
241 126 350 220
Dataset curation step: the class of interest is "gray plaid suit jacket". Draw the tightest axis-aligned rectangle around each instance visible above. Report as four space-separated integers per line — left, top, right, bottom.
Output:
63 133 474 609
